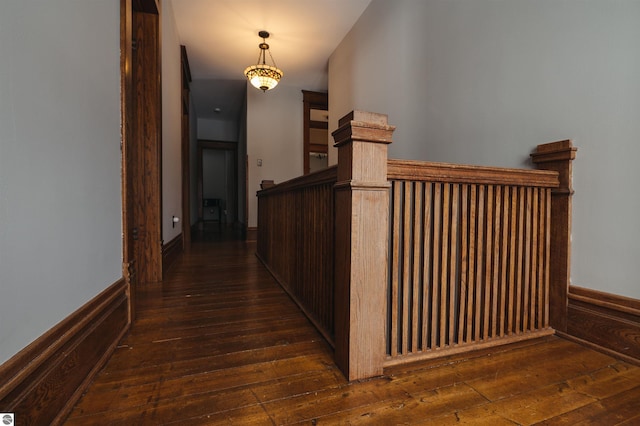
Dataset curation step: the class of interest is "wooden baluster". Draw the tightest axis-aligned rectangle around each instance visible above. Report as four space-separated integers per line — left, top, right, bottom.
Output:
412 182 424 352
507 187 518 335
531 140 577 333
491 186 501 338
523 187 532 332
483 185 494 340
440 184 450 347
432 183 442 348
390 181 401 357
332 110 395 380
458 185 469 344
499 187 510 337
402 181 411 355
515 187 525 334
421 183 433 350
449 184 460 345
467 185 478 342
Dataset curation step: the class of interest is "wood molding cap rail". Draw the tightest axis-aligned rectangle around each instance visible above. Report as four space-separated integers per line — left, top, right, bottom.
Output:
388 159 559 187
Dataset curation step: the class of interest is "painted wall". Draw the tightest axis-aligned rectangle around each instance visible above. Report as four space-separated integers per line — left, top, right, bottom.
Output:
190 97 199 226
329 0 640 299
161 0 183 242
238 97 248 227
197 118 238 142
247 84 304 227
0 1 122 363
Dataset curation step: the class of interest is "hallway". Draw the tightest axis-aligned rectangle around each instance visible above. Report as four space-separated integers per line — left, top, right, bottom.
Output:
65 236 640 425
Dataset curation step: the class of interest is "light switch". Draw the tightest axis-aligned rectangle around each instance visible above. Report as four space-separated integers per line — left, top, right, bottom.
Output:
257 159 262 166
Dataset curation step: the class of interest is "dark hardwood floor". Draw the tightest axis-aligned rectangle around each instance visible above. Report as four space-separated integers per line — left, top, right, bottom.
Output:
65 230 640 425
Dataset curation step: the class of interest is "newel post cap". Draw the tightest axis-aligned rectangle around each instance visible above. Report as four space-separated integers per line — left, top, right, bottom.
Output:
332 110 396 148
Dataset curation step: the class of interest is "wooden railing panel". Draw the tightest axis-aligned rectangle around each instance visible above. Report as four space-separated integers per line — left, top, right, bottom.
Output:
257 167 337 344
256 112 573 380
386 166 558 365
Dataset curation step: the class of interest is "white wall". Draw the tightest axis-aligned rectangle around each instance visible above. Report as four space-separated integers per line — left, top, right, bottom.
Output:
238 97 248 227
0 1 122 363
161 0 183 242
247 84 304 227
329 0 640 299
189 97 199 226
197 118 238 141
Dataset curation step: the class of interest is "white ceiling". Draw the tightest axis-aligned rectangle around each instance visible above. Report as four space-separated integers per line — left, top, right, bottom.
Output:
170 0 372 121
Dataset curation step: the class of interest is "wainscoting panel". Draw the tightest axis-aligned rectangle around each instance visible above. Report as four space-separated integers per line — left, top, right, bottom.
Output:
565 285 640 365
0 278 129 425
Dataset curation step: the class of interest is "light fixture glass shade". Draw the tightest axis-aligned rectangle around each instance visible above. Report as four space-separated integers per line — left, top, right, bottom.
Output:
244 64 283 92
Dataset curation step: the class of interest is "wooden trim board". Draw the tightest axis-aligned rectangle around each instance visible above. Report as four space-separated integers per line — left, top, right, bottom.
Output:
565 285 640 365
246 226 258 242
162 233 183 277
0 279 130 425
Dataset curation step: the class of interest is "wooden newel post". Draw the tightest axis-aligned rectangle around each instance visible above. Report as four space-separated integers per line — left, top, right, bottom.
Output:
332 111 395 381
531 140 577 333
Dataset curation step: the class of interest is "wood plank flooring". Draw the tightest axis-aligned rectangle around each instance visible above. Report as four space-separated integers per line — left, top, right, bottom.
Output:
65 235 640 425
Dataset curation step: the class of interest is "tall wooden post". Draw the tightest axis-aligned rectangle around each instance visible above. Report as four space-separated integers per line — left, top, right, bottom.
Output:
531 140 577 332
332 111 395 381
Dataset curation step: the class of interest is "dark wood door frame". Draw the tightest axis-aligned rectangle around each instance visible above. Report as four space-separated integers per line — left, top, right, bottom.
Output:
197 140 238 228
121 0 134 322
120 0 163 320
181 46 192 249
302 90 328 175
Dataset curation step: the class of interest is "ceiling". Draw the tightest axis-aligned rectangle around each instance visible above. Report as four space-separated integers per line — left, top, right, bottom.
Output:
170 0 372 121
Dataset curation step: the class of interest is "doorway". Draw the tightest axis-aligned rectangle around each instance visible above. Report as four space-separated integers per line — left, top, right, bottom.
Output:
197 140 239 234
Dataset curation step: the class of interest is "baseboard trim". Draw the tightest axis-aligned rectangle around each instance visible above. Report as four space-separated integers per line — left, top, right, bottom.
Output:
246 226 257 242
566 285 640 364
0 278 130 425
162 233 183 276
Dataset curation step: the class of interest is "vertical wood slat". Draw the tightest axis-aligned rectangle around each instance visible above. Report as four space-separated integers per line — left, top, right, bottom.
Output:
412 183 424 351
448 185 459 346
431 183 442 349
439 184 450 348
507 187 517 335
544 188 552 328
421 184 433 351
387 170 555 363
483 185 493 340
523 187 532 332
402 181 411 355
390 181 402 357
491 187 502 338
466 185 477 343
515 187 525 334
531 188 539 330
474 186 485 342
457 185 469 344
499 187 509 337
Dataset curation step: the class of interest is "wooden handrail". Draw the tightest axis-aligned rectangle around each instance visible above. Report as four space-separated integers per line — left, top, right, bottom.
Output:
388 159 559 187
257 165 337 195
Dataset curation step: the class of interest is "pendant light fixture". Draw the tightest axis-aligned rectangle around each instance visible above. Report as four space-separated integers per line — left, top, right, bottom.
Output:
244 31 283 92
